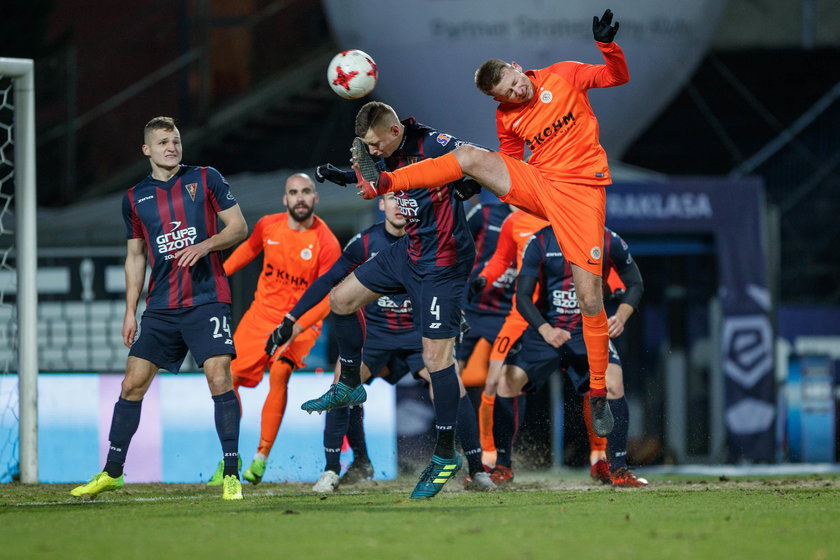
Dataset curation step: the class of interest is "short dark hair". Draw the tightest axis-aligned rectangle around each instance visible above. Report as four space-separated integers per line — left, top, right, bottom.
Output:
474 59 511 96
144 116 177 140
355 102 398 137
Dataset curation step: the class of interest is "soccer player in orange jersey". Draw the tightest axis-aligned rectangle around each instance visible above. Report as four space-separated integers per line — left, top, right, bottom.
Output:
468 208 548 463
208 173 341 485
350 10 627 436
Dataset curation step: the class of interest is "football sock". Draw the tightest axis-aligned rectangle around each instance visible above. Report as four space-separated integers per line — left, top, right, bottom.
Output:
333 311 365 385
478 392 496 452
493 396 517 468
430 364 459 458
346 405 370 463
607 397 629 471
581 310 609 394
388 152 463 192
583 393 608 454
104 397 142 477
323 407 349 474
256 360 293 457
212 390 241 477
456 395 484 475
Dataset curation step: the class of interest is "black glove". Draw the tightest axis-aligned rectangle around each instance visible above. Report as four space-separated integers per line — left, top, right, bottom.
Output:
265 316 296 357
315 163 349 187
458 311 470 344
467 276 487 301
454 180 482 202
593 9 619 43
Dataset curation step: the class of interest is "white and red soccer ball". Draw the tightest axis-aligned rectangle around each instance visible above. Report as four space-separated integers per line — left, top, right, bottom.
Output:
327 50 378 99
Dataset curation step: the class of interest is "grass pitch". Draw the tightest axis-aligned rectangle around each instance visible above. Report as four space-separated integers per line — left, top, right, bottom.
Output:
2 470 838 560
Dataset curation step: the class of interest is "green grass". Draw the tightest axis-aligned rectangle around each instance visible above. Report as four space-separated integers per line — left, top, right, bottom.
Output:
2 472 839 560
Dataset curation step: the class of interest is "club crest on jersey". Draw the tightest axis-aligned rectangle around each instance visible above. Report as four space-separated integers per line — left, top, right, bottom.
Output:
300 246 313 260
540 91 553 103
185 183 197 201
436 133 452 146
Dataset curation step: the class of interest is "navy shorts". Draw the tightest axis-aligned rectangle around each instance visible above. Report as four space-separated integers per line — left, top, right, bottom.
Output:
129 302 236 373
504 327 621 395
354 238 470 339
363 345 426 386
456 310 506 361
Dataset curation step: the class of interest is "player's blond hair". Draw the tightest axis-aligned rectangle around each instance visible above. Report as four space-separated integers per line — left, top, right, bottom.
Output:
475 59 511 96
355 102 399 136
144 116 177 141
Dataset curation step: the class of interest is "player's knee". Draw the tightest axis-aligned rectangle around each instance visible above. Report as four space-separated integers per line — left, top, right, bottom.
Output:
453 144 485 173
329 287 356 315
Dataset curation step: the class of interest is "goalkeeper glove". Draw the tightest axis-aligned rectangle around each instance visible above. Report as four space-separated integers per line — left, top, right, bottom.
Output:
454 180 481 201
467 276 487 301
265 316 296 357
592 9 620 43
315 163 350 187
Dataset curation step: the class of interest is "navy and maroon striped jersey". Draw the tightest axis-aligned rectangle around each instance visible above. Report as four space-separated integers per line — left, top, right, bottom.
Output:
520 226 634 334
122 165 238 310
463 202 515 316
382 118 475 270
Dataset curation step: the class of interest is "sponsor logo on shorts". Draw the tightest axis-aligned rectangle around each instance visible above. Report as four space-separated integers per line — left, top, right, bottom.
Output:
590 246 602 260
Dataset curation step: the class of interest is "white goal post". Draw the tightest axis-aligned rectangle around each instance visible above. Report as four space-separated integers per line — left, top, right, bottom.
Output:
0 58 38 484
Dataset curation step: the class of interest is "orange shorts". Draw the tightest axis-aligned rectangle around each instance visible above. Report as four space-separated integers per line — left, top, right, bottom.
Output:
489 309 529 362
231 305 320 387
498 154 606 276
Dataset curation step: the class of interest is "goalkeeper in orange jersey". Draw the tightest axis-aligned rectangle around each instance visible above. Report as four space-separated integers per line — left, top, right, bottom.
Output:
348 9 628 437
207 172 341 486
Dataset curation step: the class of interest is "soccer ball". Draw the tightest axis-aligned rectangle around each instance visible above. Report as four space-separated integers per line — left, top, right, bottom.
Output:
327 50 378 99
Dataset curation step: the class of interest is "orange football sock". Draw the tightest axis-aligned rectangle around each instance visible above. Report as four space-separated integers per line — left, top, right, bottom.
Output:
583 392 607 453
388 152 463 192
479 392 496 453
461 338 491 387
582 310 609 394
256 360 293 457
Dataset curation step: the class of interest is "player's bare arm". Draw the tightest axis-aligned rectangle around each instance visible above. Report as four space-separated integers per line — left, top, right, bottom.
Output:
122 238 147 347
175 204 248 268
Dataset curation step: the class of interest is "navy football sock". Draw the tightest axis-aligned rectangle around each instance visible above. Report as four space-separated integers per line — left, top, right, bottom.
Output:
346 405 370 463
430 364 459 459
212 390 241 477
493 396 516 468
104 397 142 477
456 395 483 475
607 396 629 471
324 407 349 474
333 312 365 386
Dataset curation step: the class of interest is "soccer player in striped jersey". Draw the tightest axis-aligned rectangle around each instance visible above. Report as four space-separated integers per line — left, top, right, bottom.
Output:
346 10 628 438
210 173 340 486
71 116 248 500
267 192 493 492
293 102 478 498
494 226 647 487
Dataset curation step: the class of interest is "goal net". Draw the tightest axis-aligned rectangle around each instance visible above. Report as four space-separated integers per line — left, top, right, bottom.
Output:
0 58 38 484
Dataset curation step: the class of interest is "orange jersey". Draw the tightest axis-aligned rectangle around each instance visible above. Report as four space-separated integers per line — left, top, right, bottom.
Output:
496 41 629 185
224 213 341 320
480 210 550 282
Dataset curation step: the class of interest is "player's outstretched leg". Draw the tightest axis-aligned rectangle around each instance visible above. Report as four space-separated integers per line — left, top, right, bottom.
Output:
410 454 463 499
301 382 367 413
243 454 267 484
70 471 124 498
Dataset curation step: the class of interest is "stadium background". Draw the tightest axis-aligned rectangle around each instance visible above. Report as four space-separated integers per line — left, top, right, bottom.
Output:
1 0 839 481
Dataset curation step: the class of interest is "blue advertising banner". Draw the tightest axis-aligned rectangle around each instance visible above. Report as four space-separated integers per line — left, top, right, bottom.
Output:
606 177 774 462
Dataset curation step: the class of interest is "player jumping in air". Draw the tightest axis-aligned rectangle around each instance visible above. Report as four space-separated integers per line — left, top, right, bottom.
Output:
347 9 629 438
